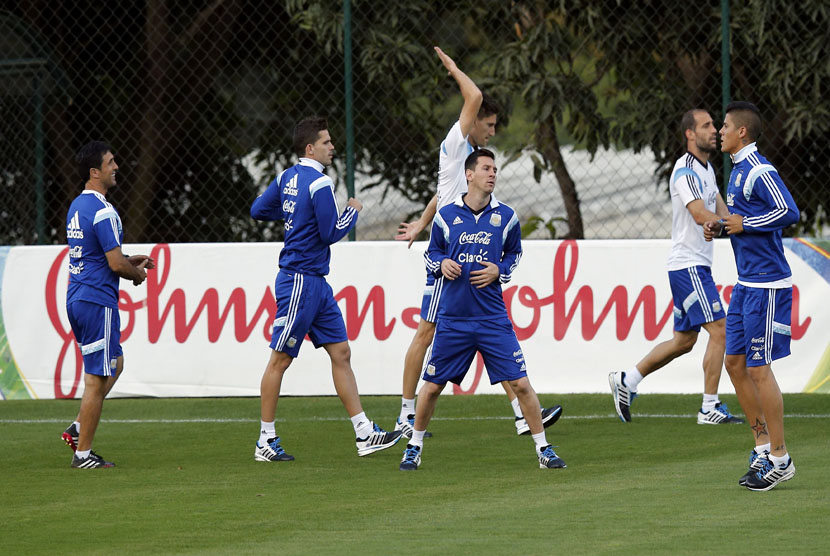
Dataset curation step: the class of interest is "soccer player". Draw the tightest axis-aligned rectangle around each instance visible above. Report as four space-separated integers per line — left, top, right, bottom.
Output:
703 101 799 491
395 46 562 437
398 149 566 471
609 109 743 425
63 141 154 468
251 116 402 461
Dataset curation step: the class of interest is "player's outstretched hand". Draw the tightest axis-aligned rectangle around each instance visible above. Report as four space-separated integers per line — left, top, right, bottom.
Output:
347 197 363 212
470 261 499 289
434 46 457 75
128 254 155 269
395 220 425 248
703 220 720 242
441 258 462 280
132 260 148 286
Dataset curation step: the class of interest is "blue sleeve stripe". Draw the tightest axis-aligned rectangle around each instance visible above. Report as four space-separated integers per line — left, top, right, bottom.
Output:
674 167 702 199
309 176 333 199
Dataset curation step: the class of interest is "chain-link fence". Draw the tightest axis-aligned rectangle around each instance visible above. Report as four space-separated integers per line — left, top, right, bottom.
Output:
2 0 828 245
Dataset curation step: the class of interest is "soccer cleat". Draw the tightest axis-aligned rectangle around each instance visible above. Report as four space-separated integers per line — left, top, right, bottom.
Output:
399 443 422 471
745 456 796 492
62 422 79 452
609 371 636 422
356 423 403 456
738 448 769 487
394 414 432 439
538 445 567 469
254 436 295 462
515 405 564 435
71 451 114 469
697 402 745 425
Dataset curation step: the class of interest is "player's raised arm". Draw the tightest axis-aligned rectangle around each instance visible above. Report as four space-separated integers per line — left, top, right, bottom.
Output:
434 46 482 138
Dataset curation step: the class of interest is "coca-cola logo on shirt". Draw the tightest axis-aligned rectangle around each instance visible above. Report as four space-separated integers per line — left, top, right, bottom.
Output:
459 231 492 245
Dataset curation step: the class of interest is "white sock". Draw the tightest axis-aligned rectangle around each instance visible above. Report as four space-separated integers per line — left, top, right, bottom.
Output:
400 398 415 420
76 449 91 459
625 368 644 391
755 443 771 455
259 420 276 445
769 452 790 468
531 431 548 454
510 397 523 419
351 412 373 439
410 430 426 448
702 394 719 412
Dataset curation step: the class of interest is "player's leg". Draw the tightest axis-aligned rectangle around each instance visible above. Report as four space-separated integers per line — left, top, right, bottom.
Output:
312 279 401 456
697 318 742 423
480 319 565 468
743 288 794 491
398 276 440 436
256 271 310 462
401 319 474 470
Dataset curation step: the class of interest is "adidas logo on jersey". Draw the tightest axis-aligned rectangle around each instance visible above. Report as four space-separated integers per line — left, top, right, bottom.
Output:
452 216 463 225
283 174 298 196
752 352 763 361
66 211 84 239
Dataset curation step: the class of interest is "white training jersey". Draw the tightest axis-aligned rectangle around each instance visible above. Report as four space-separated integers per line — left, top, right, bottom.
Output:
666 152 719 270
436 120 475 209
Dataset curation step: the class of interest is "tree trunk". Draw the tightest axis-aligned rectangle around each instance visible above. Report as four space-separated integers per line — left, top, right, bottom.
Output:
538 117 584 239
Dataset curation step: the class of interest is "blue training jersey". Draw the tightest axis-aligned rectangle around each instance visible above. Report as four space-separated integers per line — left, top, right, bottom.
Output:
726 143 799 285
66 190 123 308
425 195 521 320
251 158 358 276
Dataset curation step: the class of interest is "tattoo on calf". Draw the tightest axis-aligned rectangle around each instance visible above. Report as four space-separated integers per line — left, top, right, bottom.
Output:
751 419 768 439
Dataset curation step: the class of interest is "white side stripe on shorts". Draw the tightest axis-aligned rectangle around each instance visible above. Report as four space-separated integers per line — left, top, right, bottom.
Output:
688 267 713 322
425 276 443 323
103 306 112 376
765 290 775 365
275 274 303 351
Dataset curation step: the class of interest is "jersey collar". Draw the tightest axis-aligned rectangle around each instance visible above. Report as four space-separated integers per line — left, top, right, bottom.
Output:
81 189 108 203
731 142 757 164
453 193 500 209
299 158 325 172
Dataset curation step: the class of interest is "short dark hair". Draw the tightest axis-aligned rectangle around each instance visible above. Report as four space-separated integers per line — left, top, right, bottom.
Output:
293 116 328 158
680 109 708 140
464 148 496 172
477 93 499 119
725 101 762 141
75 141 112 183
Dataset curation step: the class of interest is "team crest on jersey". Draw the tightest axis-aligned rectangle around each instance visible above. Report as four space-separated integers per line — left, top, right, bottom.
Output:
734 172 743 189
489 213 501 227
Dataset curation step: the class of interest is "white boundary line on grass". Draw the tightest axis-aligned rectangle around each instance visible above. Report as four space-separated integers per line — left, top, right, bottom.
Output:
2 413 830 424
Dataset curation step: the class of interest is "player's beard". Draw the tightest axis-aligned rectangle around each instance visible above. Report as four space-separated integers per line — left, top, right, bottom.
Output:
697 138 717 154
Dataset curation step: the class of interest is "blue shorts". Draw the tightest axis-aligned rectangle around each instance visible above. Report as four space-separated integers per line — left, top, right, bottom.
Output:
419 273 444 323
726 284 792 367
66 300 122 377
423 317 527 386
269 271 348 357
668 266 725 332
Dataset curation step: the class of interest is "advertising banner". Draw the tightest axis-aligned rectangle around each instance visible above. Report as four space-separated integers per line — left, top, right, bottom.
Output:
1 239 828 400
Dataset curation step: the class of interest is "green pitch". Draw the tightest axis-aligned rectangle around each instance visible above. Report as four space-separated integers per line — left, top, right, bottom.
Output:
2 394 828 555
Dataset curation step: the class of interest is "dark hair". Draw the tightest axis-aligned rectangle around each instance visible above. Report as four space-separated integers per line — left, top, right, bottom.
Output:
293 116 328 157
75 141 112 183
464 148 496 172
725 101 762 141
477 93 499 119
680 109 708 140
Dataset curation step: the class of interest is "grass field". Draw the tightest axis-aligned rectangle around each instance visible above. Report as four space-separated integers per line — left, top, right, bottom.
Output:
2 393 828 555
